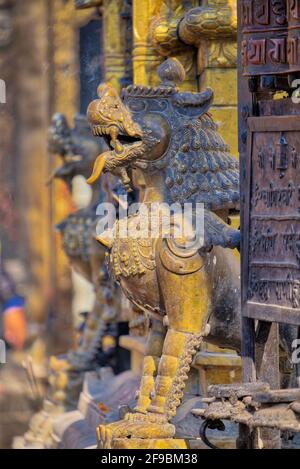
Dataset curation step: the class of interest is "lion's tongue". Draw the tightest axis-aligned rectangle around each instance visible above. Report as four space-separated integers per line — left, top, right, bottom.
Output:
111 138 124 154
86 152 107 185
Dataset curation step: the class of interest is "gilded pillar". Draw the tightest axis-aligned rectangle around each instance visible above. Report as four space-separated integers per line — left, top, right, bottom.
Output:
102 0 132 90
179 0 238 155
148 0 238 154
132 0 164 86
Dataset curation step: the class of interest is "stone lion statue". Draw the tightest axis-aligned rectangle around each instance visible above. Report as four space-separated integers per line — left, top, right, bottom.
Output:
86 58 295 448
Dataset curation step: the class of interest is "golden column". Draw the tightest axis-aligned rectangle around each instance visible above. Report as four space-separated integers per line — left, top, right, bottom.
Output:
102 0 131 90
179 0 238 154
150 0 238 154
132 0 164 86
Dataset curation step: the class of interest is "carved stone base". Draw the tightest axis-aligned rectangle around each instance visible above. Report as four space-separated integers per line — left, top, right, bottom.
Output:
111 438 189 449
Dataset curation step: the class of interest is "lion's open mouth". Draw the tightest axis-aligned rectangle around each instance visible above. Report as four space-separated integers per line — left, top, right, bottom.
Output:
92 124 142 156
87 124 143 187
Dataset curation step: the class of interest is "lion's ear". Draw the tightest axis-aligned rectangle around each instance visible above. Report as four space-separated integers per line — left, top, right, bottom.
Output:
172 88 214 116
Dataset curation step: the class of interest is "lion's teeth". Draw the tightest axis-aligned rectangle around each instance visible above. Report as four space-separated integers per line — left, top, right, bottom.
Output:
93 126 118 138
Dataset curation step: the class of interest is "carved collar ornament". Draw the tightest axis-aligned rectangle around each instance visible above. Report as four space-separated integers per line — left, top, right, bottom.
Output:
87 58 239 212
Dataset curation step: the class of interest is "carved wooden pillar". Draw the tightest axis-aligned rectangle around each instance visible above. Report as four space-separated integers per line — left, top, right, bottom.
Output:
237 0 296 449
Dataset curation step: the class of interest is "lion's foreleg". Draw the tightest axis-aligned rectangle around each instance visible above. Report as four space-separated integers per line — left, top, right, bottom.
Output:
148 260 211 420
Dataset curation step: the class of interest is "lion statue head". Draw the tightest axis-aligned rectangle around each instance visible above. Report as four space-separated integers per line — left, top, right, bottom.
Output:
87 58 239 212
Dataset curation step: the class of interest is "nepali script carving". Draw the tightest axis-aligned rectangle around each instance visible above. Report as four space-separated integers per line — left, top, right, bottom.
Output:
246 116 300 323
241 0 300 75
